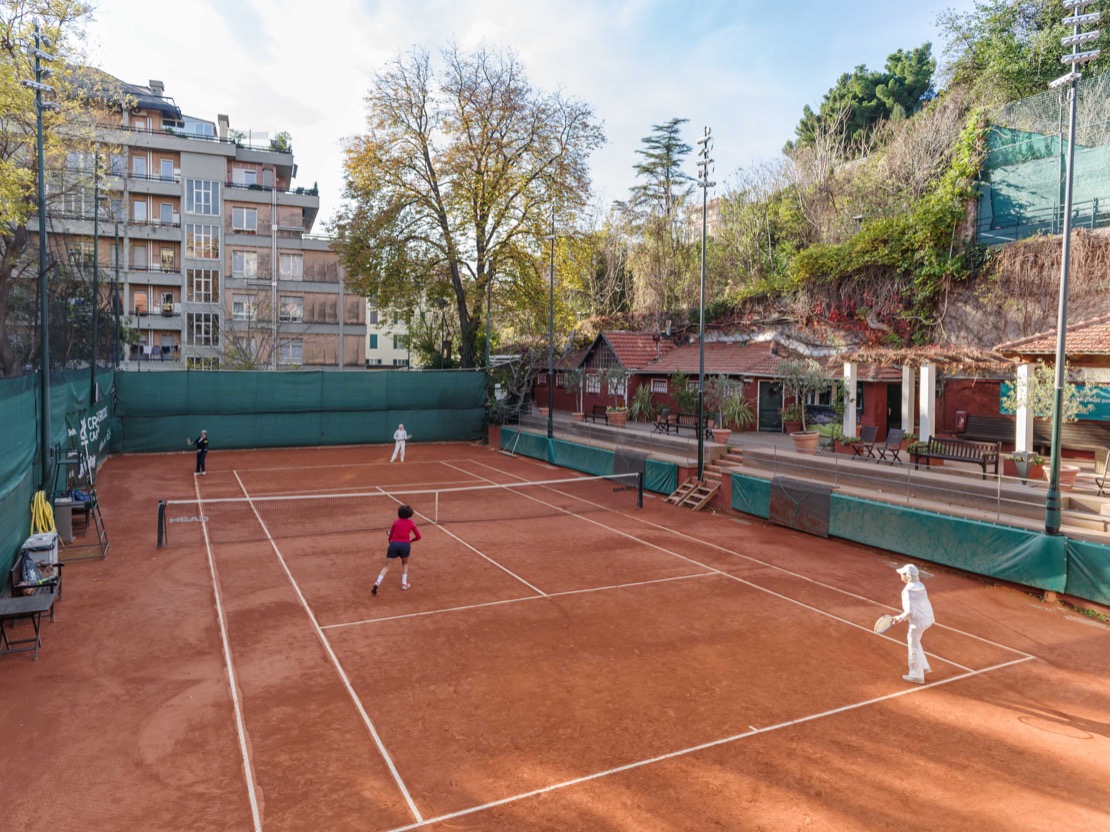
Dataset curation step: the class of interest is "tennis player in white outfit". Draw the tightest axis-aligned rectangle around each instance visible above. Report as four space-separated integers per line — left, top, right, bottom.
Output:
894 563 935 684
391 423 410 462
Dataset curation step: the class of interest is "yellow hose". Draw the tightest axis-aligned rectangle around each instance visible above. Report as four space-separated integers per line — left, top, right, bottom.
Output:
31 490 56 535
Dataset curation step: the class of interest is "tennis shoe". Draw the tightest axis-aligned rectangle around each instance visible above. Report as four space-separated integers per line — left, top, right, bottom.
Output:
902 674 925 685
401 582 411 591
371 584 378 596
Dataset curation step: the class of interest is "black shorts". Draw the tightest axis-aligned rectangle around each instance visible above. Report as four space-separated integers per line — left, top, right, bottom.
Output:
386 541 411 559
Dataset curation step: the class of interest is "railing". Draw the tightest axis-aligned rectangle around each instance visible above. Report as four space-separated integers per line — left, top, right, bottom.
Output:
225 181 318 196
128 171 181 183
132 308 181 318
128 264 181 274
128 218 181 229
107 123 293 153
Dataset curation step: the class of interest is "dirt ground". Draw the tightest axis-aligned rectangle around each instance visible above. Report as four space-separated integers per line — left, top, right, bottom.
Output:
2 441 1108 832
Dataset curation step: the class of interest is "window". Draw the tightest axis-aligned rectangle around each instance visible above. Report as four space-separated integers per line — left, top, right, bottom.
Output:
279 253 303 280
537 374 547 386
160 159 174 181
231 250 258 278
187 356 220 371
132 200 147 222
367 358 382 366
133 291 148 315
187 313 219 346
107 155 125 176
232 206 258 232
132 155 147 177
279 296 303 322
185 180 220 215
186 224 219 259
232 168 258 186
68 241 94 266
651 378 668 394
608 375 627 397
262 169 273 188
278 338 303 366
186 269 218 303
687 381 699 392
232 294 257 321
393 358 409 367
108 199 123 221
393 335 404 350
556 373 565 387
62 187 94 217
368 309 379 325
586 374 601 394
132 246 148 269
160 248 175 271
368 334 378 349
159 203 174 225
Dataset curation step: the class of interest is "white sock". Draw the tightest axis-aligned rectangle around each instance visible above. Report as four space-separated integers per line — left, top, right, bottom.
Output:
376 566 390 585
401 569 408 585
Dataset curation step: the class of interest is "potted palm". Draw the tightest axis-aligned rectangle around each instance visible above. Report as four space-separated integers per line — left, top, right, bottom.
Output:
602 367 629 427
628 382 657 423
565 369 586 421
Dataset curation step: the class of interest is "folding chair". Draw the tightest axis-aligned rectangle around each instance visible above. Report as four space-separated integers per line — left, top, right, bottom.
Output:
877 428 905 464
852 425 878 460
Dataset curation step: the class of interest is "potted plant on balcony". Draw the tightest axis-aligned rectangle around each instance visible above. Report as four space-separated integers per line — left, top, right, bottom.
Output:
1004 451 1046 484
602 367 629 427
564 369 586 421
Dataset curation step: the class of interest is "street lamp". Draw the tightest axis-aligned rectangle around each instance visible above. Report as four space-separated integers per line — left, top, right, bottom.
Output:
1045 0 1100 535
21 20 59 490
695 127 715 481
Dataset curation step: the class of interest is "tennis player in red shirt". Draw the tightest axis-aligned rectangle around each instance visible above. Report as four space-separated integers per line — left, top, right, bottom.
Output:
372 505 422 595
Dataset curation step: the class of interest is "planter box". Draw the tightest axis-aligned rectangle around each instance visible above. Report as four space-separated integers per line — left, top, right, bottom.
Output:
608 410 628 427
834 440 858 455
790 431 820 455
1003 458 1045 483
711 429 732 444
1044 463 1081 491
572 412 586 422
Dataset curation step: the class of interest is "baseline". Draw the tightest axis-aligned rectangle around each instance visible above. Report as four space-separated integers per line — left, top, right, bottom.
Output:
382 655 1034 832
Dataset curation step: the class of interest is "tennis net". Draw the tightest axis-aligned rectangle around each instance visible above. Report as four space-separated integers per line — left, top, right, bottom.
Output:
157 472 643 547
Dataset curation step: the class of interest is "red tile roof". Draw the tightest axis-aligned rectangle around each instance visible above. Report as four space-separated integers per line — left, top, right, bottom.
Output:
996 313 1110 356
599 331 676 370
638 341 808 378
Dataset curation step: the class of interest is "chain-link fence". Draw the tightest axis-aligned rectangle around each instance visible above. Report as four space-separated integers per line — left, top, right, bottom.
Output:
978 73 1110 245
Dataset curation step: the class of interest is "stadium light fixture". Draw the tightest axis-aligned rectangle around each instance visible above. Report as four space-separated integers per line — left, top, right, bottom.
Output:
1044 0 1101 535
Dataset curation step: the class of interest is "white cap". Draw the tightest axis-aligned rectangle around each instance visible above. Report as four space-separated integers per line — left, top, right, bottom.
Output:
897 564 919 580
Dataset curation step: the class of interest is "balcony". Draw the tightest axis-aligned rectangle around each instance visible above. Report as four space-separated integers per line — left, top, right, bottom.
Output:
132 303 181 318
127 264 182 276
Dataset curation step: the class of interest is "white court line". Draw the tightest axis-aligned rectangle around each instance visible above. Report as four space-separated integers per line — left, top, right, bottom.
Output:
369 487 547 597
322 572 715 630
233 479 480 498
231 457 482 473
442 461 973 673
382 655 1034 832
468 458 1037 661
232 471 424 824
193 477 263 832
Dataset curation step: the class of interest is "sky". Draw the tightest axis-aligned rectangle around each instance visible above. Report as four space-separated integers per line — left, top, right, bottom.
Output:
86 0 978 229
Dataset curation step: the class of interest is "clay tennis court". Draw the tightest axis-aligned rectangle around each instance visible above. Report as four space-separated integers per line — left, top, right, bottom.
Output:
3 442 1109 831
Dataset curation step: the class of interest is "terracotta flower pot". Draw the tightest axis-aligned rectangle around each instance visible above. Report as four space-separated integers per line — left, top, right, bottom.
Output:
537 406 549 417
572 411 585 422
790 430 820 454
711 428 732 444
1044 464 1081 491
783 420 802 434
608 410 628 427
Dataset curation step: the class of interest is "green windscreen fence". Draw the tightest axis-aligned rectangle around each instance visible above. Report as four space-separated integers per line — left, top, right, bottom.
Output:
0 369 116 591
500 428 679 495
1064 539 1110 607
114 370 486 452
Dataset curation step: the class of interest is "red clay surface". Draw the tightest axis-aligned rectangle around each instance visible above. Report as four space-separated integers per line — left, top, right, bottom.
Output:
3 442 1109 831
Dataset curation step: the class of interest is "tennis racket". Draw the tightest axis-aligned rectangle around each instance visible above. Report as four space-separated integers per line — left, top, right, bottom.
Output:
186 437 194 447
873 614 896 634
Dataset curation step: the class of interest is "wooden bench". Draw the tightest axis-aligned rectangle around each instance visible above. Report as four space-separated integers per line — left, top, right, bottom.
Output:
960 415 1014 444
672 413 713 440
912 436 1000 479
1032 419 1110 455
585 405 608 424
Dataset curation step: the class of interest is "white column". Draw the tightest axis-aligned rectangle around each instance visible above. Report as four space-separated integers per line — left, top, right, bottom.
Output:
901 365 916 433
919 364 936 442
843 362 857 438
1014 362 1034 452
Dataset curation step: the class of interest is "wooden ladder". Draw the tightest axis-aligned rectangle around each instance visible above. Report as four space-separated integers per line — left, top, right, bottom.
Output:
665 477 720 511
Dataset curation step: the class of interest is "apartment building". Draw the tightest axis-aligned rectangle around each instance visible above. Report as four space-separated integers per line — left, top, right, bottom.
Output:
33 75 363 370
365 301 411 367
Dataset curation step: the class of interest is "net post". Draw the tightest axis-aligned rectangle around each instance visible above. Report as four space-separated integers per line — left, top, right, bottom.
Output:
637 471 644 509
435 491 439 524
157 499 166 548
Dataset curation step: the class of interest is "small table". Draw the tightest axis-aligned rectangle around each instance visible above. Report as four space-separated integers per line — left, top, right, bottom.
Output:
0 593 57 661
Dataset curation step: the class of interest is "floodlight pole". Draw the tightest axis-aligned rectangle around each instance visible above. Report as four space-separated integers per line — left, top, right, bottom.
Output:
548 201 555 440
695 127 715 481
91 153 100 402
1045 0 1100 535
113 223 122 367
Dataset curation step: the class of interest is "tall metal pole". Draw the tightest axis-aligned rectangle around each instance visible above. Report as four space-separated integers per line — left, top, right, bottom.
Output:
486 276 492 373
547 201 555 440
91 153 100 401
33 21 53 490
695 127 715 481
1045 2 1100 535
113 222 122 366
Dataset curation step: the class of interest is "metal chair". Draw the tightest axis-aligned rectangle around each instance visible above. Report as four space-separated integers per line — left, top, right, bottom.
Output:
877 428 905 464
853 425 878 460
